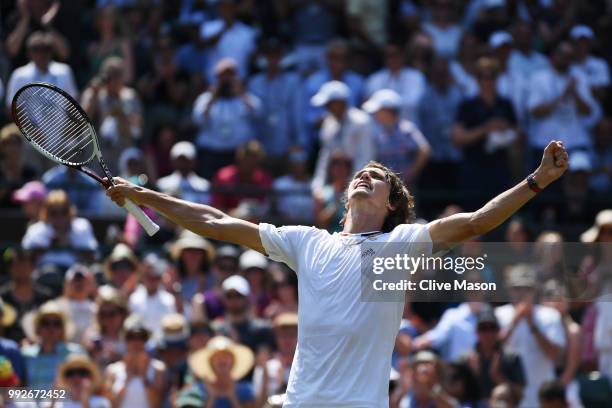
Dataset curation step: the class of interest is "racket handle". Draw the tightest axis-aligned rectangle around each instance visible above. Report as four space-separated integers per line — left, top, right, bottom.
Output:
123 199 160 236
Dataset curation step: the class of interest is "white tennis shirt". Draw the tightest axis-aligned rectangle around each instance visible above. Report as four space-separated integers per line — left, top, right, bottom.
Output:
259 222 432 407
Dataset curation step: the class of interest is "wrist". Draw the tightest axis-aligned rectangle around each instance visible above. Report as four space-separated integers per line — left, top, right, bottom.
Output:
530 170 550 190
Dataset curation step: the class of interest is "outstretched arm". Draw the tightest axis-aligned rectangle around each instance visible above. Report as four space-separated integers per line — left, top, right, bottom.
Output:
106 178 265 254
428 141 568 253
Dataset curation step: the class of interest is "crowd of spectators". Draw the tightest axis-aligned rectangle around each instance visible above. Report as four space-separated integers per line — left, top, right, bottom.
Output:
0 0 612 407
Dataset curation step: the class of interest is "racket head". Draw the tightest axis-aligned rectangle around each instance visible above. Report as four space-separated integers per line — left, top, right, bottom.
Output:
11 82 100 167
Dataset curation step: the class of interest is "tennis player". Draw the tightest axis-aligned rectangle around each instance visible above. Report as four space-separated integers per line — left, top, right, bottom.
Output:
107 140 568 407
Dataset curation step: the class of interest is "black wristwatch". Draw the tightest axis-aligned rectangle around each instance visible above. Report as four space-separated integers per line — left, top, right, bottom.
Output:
527 174 542 193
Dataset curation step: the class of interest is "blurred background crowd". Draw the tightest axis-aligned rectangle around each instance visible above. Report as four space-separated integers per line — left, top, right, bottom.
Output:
0 0 612 407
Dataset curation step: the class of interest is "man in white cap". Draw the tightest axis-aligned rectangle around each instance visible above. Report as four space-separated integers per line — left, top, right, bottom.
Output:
362 89 430 186
569 25 610 100
213 275 275 353
157 141 211 204
489 31 528 124
496 264 566 408
128 253 176 336
107 129 569 407
310 80 375 190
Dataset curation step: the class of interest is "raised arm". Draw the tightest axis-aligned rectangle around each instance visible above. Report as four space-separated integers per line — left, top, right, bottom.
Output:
428 141 568 253
106 178 265 254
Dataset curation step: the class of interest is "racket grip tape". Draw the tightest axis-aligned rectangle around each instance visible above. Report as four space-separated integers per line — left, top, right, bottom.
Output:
123 199 160 236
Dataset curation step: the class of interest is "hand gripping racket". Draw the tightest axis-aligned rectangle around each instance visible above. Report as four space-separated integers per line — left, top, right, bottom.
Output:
11 82 160 236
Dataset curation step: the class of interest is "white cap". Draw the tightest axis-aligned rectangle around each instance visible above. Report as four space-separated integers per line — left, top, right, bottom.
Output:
489 31 513 48
239 249 268 270
362 89 402 113
570 25 594 40
483 0 505 8
142 253 167 277
311 81 350 107
569 151 592 172
222 275 251 297
171 141 196 160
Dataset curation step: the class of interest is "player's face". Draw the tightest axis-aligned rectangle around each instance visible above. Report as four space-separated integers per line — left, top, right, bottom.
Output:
348 167 391 208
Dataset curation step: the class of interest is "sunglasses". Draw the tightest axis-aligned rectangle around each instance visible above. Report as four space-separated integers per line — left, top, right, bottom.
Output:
224 291 245 299
65 368 91 378
99 310 120 319
40 319 63 329
478 323 499 332
48 208 69 216
125 332 148 341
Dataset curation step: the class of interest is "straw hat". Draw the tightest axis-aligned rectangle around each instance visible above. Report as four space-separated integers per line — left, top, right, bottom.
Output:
170 230 215 261
581 210 612 243
57 354 102 391
0 297 17 327
21 300 75 341
188 336 254 382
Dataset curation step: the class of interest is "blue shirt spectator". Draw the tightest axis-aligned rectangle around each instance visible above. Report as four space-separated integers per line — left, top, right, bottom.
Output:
192 59 262 152
417 60 463 163
41 166 104 215
248 41 301 157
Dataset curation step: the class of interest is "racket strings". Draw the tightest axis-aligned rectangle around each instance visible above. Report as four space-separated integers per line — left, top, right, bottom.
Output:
18 93 90 159
14 87 95 166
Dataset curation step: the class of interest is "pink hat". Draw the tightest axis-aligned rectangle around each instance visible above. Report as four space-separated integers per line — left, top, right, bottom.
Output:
12 181 47 203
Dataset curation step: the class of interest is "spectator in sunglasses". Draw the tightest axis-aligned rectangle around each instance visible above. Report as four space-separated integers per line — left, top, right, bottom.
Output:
55 353 110 408
462 305 525 404
21 300 83 389
105 314 166 408
83 286 128 368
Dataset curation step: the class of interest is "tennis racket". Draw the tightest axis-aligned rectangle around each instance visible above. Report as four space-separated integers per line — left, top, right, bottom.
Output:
11 82 160 236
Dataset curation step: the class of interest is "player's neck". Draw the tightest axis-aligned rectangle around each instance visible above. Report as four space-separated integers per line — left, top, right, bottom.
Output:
342 206 384 235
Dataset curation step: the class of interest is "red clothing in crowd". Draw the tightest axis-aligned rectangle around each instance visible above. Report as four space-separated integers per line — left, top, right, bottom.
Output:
212 165 273 210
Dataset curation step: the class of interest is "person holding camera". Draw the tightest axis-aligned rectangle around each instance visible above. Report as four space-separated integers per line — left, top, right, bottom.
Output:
192 58 262 179
81 56 143 172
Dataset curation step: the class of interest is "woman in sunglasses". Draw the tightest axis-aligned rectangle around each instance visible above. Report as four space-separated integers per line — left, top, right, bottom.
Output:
104 314 166 408
54 353 110 408
83 287 128 369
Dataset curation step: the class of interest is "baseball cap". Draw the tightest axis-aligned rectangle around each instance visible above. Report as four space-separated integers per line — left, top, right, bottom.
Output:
12 181 47 203
142 253 166 277
570 25 594 40
410 350 439 367
214 57 238 75
65 264 92 281
239 249 268 271
506 264 537 288
489 31 513 48
222 275 250 297
311 81 350 107
170 141 196 160
476 305 499 327
216 245 240 259
362 89 402 113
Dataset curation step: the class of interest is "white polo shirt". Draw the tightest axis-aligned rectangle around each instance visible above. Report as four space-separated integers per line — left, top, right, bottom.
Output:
259 222 432 407
5 61 78 108
495 304 566 408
